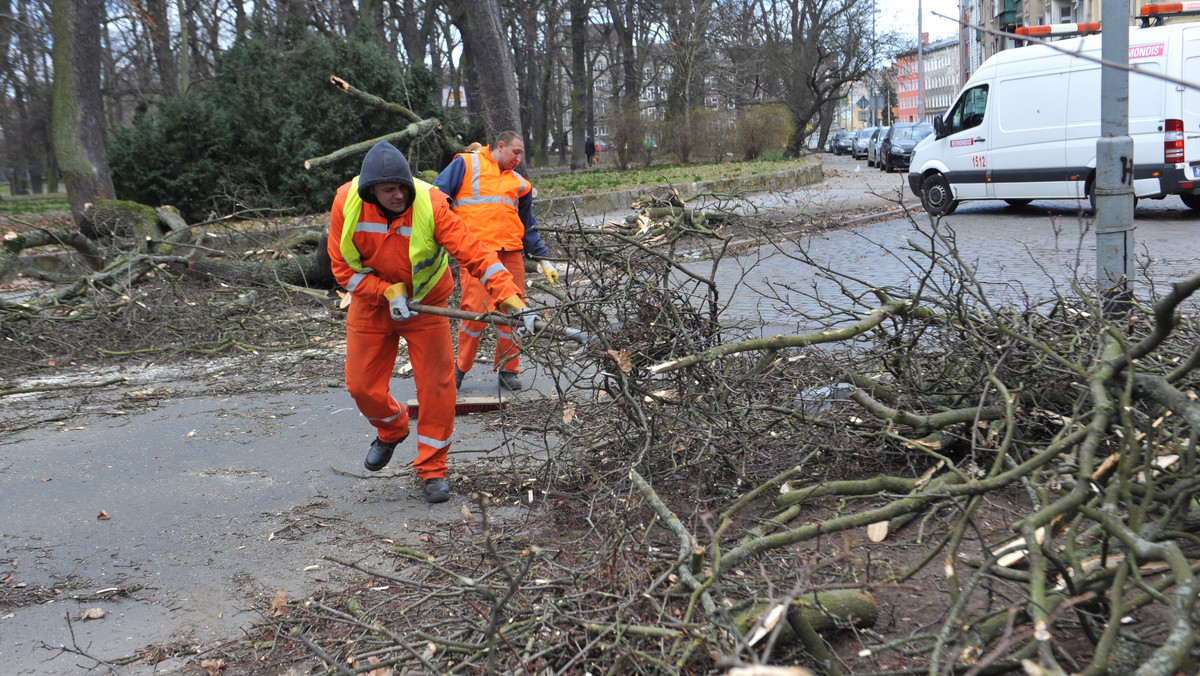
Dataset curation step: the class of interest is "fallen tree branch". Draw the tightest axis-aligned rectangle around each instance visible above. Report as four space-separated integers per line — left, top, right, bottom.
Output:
649 295 934 374
0 376 127 398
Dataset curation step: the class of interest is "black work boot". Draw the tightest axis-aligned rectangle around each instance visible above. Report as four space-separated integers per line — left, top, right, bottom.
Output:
364 434 406 472
424 477 450 503
497 370 522 392
454 366 465 389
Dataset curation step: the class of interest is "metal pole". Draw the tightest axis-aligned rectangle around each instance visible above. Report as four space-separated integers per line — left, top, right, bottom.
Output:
917 0 925 121
1095 0 1134 297
871 0 877 126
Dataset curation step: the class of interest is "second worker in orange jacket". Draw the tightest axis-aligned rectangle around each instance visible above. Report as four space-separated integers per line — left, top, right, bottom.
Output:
433 131 558 392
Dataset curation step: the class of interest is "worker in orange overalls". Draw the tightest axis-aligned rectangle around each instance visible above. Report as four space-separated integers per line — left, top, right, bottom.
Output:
434 131 559 393
328 141 534 503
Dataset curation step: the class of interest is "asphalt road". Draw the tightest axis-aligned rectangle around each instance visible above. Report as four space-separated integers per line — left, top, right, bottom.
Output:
713 153 1200 335
1 366 554 674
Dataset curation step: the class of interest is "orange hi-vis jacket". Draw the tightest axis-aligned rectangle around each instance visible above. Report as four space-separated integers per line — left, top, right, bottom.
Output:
328 180 520 314
449 147 531 252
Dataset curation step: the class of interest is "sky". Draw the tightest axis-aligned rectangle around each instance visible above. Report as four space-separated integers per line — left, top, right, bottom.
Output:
881 0 962 44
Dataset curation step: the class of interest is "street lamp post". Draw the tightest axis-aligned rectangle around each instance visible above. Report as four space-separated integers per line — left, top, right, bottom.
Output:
1095 0 1135 297
917 0 925 121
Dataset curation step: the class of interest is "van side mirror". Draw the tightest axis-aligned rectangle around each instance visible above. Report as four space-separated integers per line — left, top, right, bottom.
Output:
933 115 946 138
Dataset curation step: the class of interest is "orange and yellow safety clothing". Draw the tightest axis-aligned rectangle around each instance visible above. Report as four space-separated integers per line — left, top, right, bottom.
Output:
328 141 521 480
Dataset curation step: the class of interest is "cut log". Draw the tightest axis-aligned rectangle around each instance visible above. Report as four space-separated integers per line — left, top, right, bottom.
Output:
735 589 878 648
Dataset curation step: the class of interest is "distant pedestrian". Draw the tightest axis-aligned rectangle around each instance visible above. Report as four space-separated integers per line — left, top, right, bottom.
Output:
584 137 596 166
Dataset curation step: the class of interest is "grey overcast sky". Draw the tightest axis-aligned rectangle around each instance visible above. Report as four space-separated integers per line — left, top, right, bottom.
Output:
881 0 961 43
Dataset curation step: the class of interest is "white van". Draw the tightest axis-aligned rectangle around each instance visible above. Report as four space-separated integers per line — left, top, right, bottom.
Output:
909 4 1200 216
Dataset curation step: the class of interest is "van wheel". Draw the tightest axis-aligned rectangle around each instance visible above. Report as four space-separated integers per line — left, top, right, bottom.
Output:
1004 199 1032 207
1181 193 1200 210
921 173 957 216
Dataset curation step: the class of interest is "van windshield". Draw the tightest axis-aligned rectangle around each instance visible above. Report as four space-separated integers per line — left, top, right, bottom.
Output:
912 124 934 141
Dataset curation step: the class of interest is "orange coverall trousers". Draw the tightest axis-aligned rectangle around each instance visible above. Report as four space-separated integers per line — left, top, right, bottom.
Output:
344 299 455 480
456 250 526 375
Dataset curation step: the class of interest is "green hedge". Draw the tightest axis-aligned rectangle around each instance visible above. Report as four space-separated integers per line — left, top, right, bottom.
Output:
109 28 445 222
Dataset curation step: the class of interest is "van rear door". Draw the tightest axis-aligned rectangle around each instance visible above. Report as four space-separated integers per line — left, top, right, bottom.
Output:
1182 27 1200 172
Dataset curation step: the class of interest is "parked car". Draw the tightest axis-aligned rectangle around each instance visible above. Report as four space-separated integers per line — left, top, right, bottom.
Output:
879 123 934 173
852 126 878 159
867 126 888 167
832 131 855 155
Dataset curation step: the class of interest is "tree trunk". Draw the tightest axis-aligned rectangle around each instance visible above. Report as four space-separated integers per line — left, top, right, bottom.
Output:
460 0 521 139
51 0 115 235
568 0 587 170
145 0 178 97
192 246 334 288
233 0 247 40
176 0 190 92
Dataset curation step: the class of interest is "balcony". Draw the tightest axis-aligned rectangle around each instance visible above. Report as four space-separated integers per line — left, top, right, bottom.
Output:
998 0 1021 27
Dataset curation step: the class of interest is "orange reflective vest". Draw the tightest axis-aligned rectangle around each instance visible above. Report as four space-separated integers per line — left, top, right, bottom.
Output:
450 147 530 251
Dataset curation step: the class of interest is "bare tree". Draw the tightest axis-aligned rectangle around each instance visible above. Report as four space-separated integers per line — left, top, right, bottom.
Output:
143 0 177 96
753 0 891 155
660 0 715 162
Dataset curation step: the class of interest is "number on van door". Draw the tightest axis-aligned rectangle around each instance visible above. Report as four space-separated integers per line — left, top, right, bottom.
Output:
938 85 990 202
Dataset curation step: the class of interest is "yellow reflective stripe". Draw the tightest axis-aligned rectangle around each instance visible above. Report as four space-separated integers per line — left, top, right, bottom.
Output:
408 178 449 302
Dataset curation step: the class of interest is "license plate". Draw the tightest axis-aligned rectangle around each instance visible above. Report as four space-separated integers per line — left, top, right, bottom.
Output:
1193 165 1200 178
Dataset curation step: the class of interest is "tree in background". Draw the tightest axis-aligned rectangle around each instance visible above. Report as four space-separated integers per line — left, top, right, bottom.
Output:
661 0 715 163
50 0 114 233
108 30 440 221
460 0 522 140
734 104 791 160
748 0 900 156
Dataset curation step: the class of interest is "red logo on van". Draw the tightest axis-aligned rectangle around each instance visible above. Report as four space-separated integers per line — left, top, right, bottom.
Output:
1129 44 1164 59
949 138 975 147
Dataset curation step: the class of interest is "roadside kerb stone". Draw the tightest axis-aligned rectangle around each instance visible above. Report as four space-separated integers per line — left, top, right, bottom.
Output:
533 162 824 220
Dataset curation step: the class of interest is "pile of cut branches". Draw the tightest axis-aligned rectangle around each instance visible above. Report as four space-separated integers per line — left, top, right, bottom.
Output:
244 214 1200 675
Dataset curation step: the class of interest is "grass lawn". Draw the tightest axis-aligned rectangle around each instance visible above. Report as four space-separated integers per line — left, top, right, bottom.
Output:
532 155 815 199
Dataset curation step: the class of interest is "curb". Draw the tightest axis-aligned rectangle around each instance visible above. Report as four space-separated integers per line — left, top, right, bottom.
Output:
533 162 825 221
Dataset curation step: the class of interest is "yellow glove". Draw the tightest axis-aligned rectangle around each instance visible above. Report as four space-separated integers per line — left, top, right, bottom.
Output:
499 295 537 337
383 283 417 321
498 295 526 314
536 260 559 285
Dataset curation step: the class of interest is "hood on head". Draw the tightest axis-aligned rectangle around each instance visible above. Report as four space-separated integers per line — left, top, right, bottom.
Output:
358 141 415 213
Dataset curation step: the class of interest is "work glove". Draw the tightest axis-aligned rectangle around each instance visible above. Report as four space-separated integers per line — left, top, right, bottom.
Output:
499 295 538 338
536 260 560 285
383 282 419 322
